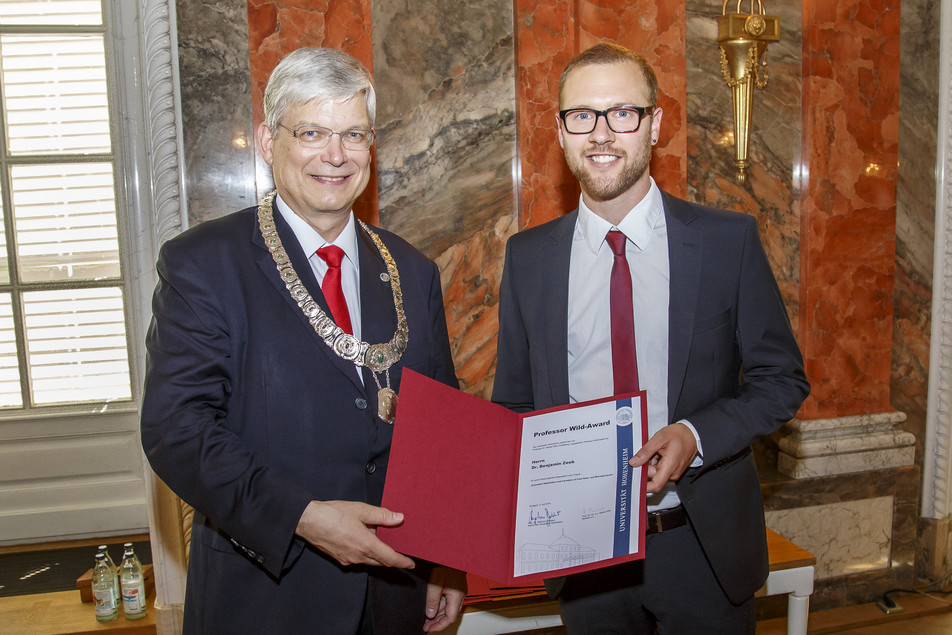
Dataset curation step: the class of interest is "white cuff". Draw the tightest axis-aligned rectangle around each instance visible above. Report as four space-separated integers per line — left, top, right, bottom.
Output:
677 419 703 467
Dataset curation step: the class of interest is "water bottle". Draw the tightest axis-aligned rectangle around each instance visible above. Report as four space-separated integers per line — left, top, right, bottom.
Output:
119 545 147 619
91 553 118 622
96 545 119 604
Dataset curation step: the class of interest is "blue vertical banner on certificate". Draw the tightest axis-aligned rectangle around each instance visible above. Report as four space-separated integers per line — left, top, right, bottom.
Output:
613 399 635 558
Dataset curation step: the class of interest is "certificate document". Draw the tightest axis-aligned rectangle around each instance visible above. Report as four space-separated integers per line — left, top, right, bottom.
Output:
379 370 648 584
514 397 645 578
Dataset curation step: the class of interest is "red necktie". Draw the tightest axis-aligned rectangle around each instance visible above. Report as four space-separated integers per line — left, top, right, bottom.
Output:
606 230 639 394
316 245 353 335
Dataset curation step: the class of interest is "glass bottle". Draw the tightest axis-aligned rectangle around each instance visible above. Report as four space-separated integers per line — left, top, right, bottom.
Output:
96 545 119 603
119 545 147 619
91 552 118 622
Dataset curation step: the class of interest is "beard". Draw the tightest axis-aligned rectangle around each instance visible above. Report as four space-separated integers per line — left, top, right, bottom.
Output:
564 135 652 202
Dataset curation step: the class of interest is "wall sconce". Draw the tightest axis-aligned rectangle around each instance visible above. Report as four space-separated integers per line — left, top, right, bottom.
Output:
717 0 779 184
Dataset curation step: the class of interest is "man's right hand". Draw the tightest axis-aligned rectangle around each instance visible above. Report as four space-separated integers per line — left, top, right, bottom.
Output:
295 500 415 569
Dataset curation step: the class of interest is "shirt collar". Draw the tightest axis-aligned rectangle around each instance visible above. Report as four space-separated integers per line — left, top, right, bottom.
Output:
576 177 664 254
274 194 359 269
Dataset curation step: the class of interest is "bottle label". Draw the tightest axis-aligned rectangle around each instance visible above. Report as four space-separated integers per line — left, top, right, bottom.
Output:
122 583 146 613
93 587 117 616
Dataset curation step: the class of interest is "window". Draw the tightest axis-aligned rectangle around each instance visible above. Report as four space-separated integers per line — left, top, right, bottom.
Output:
0 0 132 409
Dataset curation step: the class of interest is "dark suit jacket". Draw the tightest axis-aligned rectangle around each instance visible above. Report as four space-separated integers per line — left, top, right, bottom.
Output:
491 191 809 605
140 205 458 633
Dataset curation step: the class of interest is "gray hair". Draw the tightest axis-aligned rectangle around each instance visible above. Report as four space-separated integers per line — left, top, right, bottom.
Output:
263 48 376 130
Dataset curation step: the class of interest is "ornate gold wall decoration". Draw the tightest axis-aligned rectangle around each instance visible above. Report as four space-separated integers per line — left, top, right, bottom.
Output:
717 0 779 184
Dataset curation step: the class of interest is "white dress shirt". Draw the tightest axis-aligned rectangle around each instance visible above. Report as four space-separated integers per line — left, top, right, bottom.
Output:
274 195 362 342
567 178 700 511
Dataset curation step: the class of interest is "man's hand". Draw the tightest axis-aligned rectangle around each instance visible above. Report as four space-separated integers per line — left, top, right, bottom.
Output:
628 423 697 493
294 500 415 569
423 566 467 632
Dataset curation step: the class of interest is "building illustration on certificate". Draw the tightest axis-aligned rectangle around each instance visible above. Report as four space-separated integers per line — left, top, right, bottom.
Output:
517 531 600 575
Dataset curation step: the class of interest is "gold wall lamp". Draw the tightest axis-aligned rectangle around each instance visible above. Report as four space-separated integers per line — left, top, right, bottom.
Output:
717 0 779 184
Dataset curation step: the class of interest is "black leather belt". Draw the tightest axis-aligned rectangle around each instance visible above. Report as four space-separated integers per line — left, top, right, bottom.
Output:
646 505 687 534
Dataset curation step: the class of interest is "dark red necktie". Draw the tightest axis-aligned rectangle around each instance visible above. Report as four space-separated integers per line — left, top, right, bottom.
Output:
606 230 639 393
316 245 353 335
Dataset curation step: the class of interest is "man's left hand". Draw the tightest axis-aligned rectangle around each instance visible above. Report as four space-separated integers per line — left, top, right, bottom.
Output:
628 423 697 493
423 566 467 632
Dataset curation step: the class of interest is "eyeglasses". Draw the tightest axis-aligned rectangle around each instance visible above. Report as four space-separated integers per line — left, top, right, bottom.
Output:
278 124 375 150
558 106 654 135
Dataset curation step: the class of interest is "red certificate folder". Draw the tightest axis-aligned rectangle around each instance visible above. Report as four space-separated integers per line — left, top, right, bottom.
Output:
378 369 648 584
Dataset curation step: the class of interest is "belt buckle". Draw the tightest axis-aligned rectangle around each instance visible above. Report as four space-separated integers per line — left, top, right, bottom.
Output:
656 513 664 533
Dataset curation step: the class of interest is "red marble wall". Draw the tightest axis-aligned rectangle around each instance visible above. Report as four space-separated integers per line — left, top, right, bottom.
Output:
798 0 900 419
516 0 687 229
246 0 378 223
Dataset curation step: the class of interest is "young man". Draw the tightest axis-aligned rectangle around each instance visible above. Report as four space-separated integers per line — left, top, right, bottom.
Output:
492 43 809 633
141 48 465 634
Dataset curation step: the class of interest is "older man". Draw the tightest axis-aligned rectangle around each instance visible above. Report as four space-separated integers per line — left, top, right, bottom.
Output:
141 48 465 634
492 43 809 633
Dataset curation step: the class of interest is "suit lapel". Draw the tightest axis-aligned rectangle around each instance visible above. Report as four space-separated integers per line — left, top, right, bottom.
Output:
543 212 576 406
662 192 701 419
252 207 365 392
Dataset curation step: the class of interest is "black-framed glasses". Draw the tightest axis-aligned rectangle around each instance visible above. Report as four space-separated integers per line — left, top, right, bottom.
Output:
558 106 654 134
278 124 375 150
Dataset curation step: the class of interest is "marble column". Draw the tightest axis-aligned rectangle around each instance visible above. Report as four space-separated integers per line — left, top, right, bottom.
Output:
920 0 951 580
176 0 256 225
776 0 916 480
515 0 577 230
798 0 900 420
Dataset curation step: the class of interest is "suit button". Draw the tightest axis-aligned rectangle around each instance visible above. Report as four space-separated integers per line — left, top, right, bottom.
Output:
355 398 368 410
366 461 377 474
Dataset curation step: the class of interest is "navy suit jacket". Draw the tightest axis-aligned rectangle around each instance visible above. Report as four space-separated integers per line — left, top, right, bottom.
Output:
491 191 809 604
141 205 458 633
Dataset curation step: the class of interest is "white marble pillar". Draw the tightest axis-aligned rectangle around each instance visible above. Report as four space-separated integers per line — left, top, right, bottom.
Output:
777 413 915 478
112 1 189 632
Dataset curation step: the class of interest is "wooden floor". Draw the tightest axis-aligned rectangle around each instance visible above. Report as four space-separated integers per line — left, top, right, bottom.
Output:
758 592 952 634
7 589 949 635
840 613 952 634
505 592 952 635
